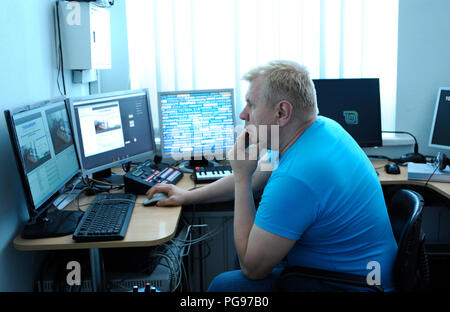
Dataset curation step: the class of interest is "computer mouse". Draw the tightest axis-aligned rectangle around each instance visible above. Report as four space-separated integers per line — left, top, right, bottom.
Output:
384 163 401 175
143 192 169 206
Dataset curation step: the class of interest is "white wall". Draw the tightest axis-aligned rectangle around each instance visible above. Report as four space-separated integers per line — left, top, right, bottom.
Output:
0 0 89 291
396 0 450 157
98 0 131 93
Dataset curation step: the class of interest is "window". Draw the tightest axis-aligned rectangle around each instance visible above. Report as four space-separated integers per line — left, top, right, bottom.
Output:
126 0 398 130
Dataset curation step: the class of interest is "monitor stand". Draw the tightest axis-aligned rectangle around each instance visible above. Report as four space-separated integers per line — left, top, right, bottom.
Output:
21 205 83 239
178 157 219 173
92 168 124 185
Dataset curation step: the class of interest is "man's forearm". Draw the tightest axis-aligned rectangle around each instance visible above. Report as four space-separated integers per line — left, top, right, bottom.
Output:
233 177 256 268
187 173 236 204
187 166 271 205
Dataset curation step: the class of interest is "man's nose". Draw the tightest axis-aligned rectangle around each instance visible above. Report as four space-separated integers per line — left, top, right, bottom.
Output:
239 106 249 121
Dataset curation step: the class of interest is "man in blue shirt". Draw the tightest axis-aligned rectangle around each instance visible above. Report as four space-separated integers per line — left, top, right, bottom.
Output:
147 60 398 291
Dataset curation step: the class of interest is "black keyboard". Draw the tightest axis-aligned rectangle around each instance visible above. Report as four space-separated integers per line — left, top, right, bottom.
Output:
194 165 233 183
73 193 136 242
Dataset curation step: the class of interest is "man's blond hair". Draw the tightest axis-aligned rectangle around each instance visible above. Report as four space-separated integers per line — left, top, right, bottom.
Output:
242 60 318 123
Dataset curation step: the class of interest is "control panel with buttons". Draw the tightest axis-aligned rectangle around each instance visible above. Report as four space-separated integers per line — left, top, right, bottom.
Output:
124 160 183 194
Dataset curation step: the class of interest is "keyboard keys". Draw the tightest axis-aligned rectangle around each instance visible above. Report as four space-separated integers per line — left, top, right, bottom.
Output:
73 193 136 242
194 166 233 183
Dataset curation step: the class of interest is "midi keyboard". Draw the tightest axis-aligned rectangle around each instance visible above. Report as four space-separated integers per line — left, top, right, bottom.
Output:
194 165 233 183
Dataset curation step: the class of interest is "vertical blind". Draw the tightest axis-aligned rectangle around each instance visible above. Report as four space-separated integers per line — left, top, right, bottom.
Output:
126 0 398 130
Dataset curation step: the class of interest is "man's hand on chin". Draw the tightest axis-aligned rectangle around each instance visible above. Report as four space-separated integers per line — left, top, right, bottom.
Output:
228 126 264 182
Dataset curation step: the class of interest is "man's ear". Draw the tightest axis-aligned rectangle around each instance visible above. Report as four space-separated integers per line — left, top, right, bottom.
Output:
276 100 294 127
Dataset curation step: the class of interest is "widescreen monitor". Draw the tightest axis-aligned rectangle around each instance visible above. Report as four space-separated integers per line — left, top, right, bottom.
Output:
429 87 450 151
158 89 235 170
68 89 156 181
4 98 80 220
313 78 383 147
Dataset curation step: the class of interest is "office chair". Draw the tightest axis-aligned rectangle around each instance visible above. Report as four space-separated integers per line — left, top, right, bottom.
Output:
276 189 430 292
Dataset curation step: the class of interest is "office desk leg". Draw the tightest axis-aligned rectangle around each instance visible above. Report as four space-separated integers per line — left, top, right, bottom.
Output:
89 248 104 292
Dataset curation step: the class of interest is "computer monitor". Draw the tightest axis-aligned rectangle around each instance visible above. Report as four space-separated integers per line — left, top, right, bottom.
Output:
68 89 157 183
158 89 235 171
313 78 383 147
429 87 450 150
4 98 80 221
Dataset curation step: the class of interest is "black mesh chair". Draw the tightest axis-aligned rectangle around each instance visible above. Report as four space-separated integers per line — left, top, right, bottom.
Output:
276 189 430 292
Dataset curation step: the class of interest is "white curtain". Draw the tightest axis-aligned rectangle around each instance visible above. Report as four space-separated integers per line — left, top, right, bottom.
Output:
126 0 398 130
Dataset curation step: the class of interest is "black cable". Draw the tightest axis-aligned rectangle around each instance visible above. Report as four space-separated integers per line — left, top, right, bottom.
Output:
382 131 419 154
55 1 67 95
52 3 64 96
424 163 439 188
121 161 131 173
55 37 63 96
382 131 428 164
367 155 395 162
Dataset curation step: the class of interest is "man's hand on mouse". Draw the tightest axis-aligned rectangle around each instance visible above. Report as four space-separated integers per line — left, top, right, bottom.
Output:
145 184 191 206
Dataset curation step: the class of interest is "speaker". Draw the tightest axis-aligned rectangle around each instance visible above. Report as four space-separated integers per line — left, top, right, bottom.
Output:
436 152 450 171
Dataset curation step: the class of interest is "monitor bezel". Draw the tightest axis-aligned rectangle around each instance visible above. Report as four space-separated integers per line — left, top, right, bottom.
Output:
68 88 157 176
313 78 383 148
429 87 450 151
4 98 81 220
157 88 236 162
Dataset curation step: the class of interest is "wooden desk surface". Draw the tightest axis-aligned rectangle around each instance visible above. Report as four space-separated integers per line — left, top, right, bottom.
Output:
14 173 195 251
373 160 450 199
14 160 450 251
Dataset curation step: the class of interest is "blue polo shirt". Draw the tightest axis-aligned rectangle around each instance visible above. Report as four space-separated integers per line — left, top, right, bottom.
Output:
255 116 398 291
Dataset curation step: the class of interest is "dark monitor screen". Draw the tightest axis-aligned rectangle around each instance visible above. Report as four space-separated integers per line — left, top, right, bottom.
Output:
313 78 382 147
69 89 156 175
4 98 80 218
429 88 450 150
158 89 235 161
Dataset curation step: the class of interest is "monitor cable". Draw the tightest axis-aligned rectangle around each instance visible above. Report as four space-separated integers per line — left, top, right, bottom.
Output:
121 161 131 173
424 164 439 188
55 2 67 95
382 131 427 164
424 153 448 187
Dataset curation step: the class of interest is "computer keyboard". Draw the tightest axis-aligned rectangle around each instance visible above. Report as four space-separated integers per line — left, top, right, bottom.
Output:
194 165 233 183
73 193 136 242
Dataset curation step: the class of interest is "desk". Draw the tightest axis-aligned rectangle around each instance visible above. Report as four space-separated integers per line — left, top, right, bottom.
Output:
13 160 450 292
14 172 195 291
373 160 450 199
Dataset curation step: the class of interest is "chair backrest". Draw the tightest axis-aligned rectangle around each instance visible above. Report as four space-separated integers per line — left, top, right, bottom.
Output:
387 189 428 291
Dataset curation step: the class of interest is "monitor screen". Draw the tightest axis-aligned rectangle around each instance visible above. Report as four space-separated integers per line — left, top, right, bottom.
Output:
4 98 80 217
158 89 235 161
313 78 382 147
429 87 450 150
69 89 156 175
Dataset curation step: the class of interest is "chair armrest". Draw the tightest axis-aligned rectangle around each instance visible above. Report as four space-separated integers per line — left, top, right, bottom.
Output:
276 266 384 292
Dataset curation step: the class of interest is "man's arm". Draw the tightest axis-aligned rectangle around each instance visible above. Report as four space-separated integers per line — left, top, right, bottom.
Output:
187 160 271 204
146 160 271 206
234 176 296 280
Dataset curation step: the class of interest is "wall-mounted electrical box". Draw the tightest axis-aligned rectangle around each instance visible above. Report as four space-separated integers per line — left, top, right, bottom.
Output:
57 1 111 70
